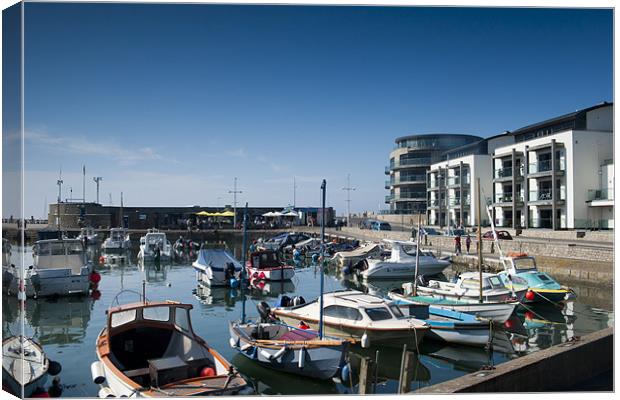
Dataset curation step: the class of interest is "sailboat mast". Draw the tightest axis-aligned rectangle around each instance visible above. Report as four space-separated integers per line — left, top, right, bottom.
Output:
120 192 124 228
476 178 483 303
319 179 326 340
412 212 422 295
241 203 248 324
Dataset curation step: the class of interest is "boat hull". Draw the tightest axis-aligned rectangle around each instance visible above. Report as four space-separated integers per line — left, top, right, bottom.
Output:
30 267 91 297
361 260 450 280
228 323 347 380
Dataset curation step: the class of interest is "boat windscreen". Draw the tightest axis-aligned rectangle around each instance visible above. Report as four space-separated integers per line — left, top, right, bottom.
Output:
364 307 393 321
513 258 537 271
143 306 170 322
175 308 192 334
389 305 404 318
111 309 137 328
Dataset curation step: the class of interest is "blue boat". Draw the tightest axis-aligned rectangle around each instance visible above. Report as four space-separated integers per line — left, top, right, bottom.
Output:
391 298 491 348
498 253 575 304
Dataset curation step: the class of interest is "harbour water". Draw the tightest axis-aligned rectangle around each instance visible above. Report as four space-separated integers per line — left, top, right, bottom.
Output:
2 240 614 396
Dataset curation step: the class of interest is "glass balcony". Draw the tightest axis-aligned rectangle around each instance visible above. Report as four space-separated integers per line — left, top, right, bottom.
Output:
447 175 471 186
494 166 513 179
448 196 471 206
587 189 614 201
390 158 432 169
494 193 524 203
389 175 427 186
528 159 566 174
385 194 394 202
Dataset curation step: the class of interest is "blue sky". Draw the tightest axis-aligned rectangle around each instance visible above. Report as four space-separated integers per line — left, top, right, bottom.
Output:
3 4 613 217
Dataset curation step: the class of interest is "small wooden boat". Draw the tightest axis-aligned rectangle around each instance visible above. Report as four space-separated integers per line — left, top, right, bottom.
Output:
229 304 350 380
390 288 518 324
92 300 249 397
273 290 430 348
2 336 52 397
193 243 242 287
247 250 295 281
390 298 491 347
498 252 575 303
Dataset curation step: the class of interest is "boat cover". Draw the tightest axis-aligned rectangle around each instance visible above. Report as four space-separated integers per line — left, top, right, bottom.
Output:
195 249 242 272
333 243 381 259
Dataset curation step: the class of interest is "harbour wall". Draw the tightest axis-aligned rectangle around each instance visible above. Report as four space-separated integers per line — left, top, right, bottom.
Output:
415 326 613 393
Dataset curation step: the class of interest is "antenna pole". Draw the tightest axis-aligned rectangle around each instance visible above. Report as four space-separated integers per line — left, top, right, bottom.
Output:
93 177 103 204
82 165 86 203
228 177 243 228
342 173 356 227
241 203 248 324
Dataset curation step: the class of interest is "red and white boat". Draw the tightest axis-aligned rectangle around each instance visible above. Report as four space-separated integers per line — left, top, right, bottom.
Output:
246 250 295 281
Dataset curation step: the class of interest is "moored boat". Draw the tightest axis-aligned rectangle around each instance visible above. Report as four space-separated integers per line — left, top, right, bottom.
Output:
355 240 450 280
137 229 172 262
193 243 242 287
92 300 250 397
102 228 131 251
331 242 383 267
247 250 295 281
273 290 430 348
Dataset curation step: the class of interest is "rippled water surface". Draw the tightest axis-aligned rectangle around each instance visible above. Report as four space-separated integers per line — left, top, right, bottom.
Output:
2 240 613 396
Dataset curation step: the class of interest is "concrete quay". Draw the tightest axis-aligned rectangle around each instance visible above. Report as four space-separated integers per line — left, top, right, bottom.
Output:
415 327 613 393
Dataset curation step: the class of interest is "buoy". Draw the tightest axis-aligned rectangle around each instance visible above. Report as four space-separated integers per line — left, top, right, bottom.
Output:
229 337 238 348
98 387 115 398
361 332 370 348
89 271 101 284
200 367 216 377
524 310 534 320
229 278 239 289
340 363 351 384
525 291 536 301
48 360 62 376
99 255 105 264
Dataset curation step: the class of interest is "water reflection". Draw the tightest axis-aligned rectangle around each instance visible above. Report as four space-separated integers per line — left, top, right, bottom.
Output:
193 282 240 307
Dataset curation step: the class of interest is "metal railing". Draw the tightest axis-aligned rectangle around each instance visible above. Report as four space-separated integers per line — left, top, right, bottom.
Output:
448 196 471 206
529 188 565 202
388 175 427 186
393 193 427 201
389 158 432 169
446 176 471 186
494 166 513 179
573 219 614 229
494 193 524 203
587 189 614 201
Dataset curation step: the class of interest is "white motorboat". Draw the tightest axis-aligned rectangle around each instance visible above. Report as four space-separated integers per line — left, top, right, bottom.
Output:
415 272 528 304
92 300 249 397
137 229 172 262
193 243 242 287
356 240 450 280
102 228 131 251
246 250 295 281
2 336 60 397
77 226 100 245
29 238 93 297
273 290 430 348
331 242 384 267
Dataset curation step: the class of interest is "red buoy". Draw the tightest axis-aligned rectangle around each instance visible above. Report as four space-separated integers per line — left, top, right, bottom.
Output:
200 367 216 377
525 291 536 301
99 255 105 264
91 290 101 300
504 319 513 329
524 310 534 320
90 272 101 284
258 272 266 280
298 321 310 330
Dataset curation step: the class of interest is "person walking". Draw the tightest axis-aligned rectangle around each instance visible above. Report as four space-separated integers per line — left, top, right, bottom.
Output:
454 234 462 256
465 234 471 255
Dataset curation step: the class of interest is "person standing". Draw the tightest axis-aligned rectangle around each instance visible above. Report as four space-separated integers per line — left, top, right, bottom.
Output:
465 234 471 255
454 234 462 256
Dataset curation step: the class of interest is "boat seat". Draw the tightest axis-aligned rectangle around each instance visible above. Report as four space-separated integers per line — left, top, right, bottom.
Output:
124 367 150 378
278 329 318 341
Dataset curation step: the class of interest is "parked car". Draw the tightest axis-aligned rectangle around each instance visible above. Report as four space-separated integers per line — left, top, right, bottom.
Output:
359 219 376 230
371 221 392 231
482 230 513 240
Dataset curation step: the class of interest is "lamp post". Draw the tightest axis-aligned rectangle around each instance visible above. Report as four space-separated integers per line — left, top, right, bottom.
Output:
342 173 356 227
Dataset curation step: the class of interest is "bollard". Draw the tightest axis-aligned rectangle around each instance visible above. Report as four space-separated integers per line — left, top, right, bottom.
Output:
398 345 416 394
358 356 374 394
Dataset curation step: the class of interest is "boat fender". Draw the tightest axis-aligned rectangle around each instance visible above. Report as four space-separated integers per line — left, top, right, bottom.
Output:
361 332 370 349
98 387 115 398
240 343 253 352
298 321 310 330
251 346 258 359
340 363 352 384
293 296 306 306
298 347 306 369
48 360 62 376
90 361 106 385
261 346 287 361
229 337 239 348
229 278 239 289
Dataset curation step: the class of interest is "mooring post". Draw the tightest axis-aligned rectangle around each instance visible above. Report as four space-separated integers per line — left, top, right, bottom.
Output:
358 356 373 394
398 344 415 394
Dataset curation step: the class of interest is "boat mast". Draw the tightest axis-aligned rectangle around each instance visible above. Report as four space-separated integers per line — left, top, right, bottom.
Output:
319 179 326 340
412 212 422 296
120 192 124 228
241 203 248 324
476 178 483 303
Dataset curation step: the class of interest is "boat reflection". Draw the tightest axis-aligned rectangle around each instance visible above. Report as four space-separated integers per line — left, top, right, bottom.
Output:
139 259 170 283
193 281 240 308
349 345 431 384
231 353 342 395
247 279 296 299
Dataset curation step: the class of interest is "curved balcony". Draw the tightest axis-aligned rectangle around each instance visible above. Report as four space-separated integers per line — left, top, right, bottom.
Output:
386 176 427 188
390 193 427 202
388 158 432 171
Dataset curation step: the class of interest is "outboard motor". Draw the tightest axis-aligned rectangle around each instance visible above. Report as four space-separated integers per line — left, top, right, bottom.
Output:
292 296 306 306
256 301 273 323
277 295 292 308
417 274 429 287
224 262 236 280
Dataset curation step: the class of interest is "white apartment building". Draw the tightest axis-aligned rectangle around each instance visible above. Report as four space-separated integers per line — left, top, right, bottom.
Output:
427 135 513 227
491 103 613 230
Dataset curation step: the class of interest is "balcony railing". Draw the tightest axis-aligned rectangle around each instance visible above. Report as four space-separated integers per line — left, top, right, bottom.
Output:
529 188 565 202
396 193 427 200
428 199 441 207
528 159 566 174
494 166 513 179
587 189 614 201
389 175 427 186
389 158 432 169
448 196 471 206
494 193 524 203
447 176 470 186
385 194 394 202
